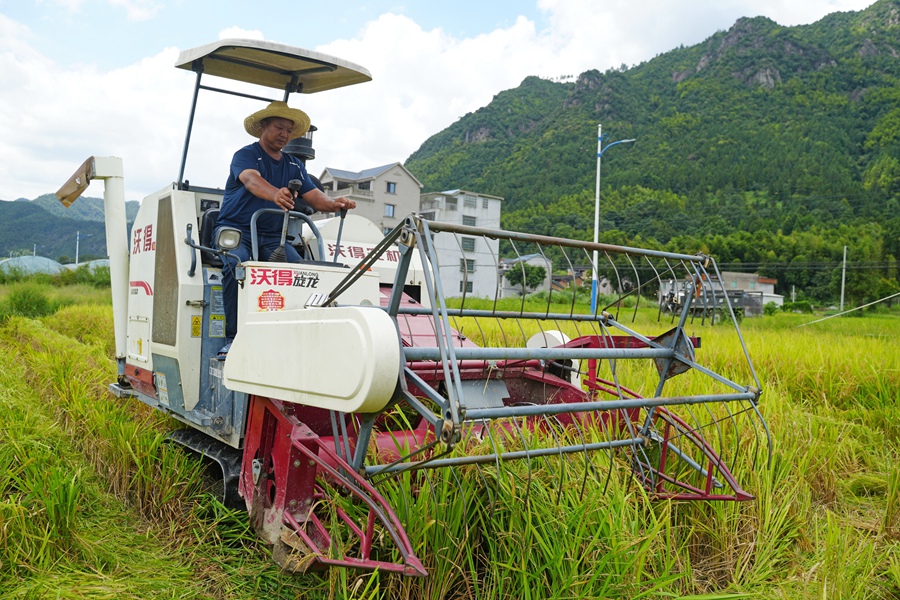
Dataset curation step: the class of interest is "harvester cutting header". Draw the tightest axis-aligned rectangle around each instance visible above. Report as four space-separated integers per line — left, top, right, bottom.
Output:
56 39 770 577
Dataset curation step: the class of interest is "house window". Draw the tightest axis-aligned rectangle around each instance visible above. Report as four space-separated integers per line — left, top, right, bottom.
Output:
462 215 476 227
459 280 473 293
385 203 395 218
464 195 477 208
383 227 393 235
386 181 397 194
460 258 475 273
482 198 489 209
750 282 756 290
730 281 737 288
461 237 476 252
358 181 371 191
446 198 458 211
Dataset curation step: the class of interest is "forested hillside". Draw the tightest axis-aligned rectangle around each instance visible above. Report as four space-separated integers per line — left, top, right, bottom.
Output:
406 0 900 304
0 196 139 262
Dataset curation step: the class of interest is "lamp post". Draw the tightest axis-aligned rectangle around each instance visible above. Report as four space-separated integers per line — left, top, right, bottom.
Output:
591 124 635 313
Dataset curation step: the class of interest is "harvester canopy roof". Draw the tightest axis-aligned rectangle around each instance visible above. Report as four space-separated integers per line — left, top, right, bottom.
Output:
175 39 372 93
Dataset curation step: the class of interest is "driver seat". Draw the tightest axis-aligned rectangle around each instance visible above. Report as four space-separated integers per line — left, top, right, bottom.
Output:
199 208 223 267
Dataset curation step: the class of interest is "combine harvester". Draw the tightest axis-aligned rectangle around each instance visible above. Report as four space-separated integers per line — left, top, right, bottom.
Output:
56 39 770 577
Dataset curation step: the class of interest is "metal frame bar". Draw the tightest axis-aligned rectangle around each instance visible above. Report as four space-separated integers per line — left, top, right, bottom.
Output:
365 437 643 476
248 208 326 260
463 391 758 421
177 65 203 188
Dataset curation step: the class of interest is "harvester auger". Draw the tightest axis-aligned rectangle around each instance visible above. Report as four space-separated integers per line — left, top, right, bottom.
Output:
55 38 770 578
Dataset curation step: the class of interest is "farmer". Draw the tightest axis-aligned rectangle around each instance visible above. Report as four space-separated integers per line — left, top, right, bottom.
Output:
215 101 356 359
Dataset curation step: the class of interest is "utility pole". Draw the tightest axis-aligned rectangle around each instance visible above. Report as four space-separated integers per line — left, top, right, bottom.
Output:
591 125 636 313
792 285 795 303
840 245 847 312
76 231 80 265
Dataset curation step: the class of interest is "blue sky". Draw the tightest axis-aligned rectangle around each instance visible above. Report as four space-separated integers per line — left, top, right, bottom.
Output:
0 0 878 201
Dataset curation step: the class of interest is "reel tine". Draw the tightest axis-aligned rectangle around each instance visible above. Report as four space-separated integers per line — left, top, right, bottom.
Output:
536 411 571 506
624 252 641 322
446 465 466 520
472 449 496 508
482 418 506 500
601 250 622 319
512 417 535 508
558 244 578 319
568 409 598 501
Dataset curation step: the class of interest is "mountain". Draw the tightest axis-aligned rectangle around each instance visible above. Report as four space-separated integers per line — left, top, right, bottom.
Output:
404 0 900 304
0 196 140 262
408 2 900 208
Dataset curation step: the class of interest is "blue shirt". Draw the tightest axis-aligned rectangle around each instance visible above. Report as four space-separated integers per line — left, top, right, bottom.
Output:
218 142 316 236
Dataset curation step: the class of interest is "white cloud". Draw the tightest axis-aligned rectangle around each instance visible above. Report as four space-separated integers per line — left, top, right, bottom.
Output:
0 16 190 200
303 13 569 176
744 0 878 26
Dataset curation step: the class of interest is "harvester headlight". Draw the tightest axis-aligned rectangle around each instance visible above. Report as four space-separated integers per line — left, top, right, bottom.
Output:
216 227 242 251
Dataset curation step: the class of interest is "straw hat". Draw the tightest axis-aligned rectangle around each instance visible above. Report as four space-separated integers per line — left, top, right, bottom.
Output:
243 101 311 139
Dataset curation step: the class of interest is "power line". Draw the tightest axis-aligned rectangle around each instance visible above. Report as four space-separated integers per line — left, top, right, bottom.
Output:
798 290 900 327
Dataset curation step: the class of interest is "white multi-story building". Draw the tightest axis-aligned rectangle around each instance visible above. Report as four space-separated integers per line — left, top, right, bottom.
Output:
719 271 783 306
419 189 503 298
317 163 422 234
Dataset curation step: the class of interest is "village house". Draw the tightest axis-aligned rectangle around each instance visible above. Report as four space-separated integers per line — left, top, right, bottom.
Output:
317 163 422 234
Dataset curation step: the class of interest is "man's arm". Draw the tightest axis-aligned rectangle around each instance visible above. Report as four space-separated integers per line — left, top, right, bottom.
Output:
238 169 296 210
301 187 357 213
238 169 356 213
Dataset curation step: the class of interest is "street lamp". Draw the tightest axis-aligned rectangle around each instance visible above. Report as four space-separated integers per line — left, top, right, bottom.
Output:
591 124 635 313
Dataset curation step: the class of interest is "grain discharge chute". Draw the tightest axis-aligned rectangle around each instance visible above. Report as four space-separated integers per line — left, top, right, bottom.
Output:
56 39 770 577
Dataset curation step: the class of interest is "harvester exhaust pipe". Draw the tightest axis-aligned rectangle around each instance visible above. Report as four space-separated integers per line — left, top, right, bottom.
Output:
269 178 302 263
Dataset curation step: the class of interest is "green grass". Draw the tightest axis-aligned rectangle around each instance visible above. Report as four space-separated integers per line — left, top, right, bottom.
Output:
0 284 898 598
0 310 329 598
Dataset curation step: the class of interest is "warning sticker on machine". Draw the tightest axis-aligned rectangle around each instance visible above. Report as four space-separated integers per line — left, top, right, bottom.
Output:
191 315 201 337
210 285 224 314
209 314 225 338
156 372 169 406
258 289 285 311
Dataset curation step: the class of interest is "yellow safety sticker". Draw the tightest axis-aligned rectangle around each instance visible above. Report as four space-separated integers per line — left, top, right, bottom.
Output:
191 315 202 337
209 314 225 338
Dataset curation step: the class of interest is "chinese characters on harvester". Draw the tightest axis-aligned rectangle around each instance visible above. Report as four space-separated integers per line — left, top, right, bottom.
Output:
328 244 400 262
250 268 320 288
132 224 155 254
248 243 406 291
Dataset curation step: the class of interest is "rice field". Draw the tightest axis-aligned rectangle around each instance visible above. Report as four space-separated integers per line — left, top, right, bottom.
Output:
0 282 898 598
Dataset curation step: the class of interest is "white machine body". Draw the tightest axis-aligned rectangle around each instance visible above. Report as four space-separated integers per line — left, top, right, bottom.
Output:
225 304 400 413
53 39 420 448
